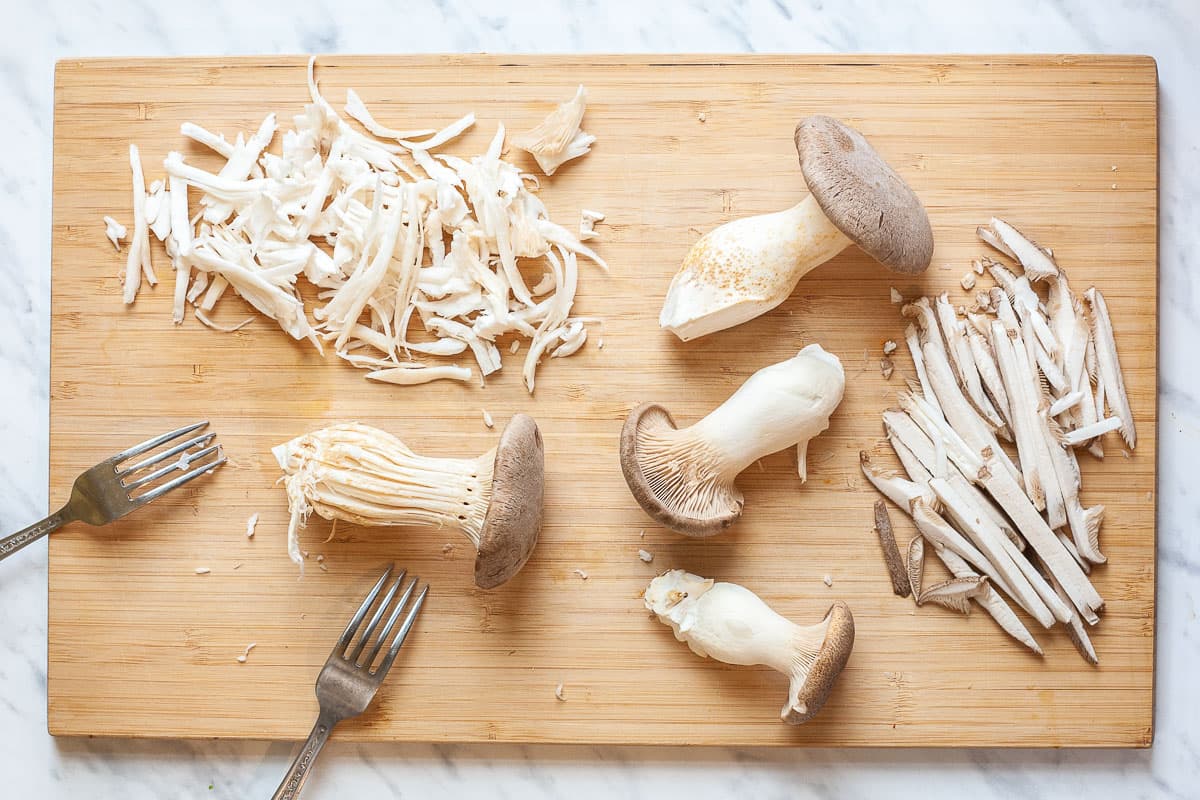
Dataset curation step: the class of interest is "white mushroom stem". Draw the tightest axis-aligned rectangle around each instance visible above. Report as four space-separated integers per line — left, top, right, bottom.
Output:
860 453 934 512
644 570 852 724
364 365 474 386
989 321 1049 510
935 546 1042 656
1049 391 1083 417
984 218 1060 283
930 478 1062 627
1044 423 1106 564
976 458 1104 617
1042 566 1099 664
966 330 1011 429
910 500 1007 593
934 295 1004 429
904 324 944 421
1085 288 1136 448
273 423 494 569
1063 416 1123 446
919 338 1021 485
637 345 844 508
124 144 155 304
659 195 851 341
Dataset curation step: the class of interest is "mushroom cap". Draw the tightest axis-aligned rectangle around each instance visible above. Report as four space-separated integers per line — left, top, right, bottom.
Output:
619 403 743 537
782 600 856 724
795 115 933 275
475 414 544 589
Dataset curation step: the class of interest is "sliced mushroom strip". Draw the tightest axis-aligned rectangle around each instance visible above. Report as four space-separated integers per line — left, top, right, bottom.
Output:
1085 288 1136 448
966 329 1011 429
930 477 1063 627
934 294 1004 429
980 218 1060 282
1043 416 1107 564
273 415 544 589
904 323 944 421
659 116 933 341
860 452 934 512
645 570 855 724
988 320 1050 512
934 547 1042 656
906 535 925 598
874 501 911 598
1062 416 1123 446
621 345 844 537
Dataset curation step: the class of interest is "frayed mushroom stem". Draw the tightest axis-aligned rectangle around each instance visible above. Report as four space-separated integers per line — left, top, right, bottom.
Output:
274 424 495 565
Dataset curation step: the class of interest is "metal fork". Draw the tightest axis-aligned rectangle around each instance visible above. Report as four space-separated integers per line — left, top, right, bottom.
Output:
0 421 226 563
272 564 429 800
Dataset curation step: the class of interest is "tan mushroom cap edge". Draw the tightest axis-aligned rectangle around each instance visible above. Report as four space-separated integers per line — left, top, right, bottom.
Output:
784 600 856 724
795 115 934 275
474 413 544 589
619 403 743 538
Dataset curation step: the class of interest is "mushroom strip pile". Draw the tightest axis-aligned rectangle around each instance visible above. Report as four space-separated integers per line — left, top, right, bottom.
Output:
862 218 1138 664
115 59 605 392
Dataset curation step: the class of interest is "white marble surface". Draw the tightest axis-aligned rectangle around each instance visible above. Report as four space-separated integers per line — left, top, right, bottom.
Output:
1 0 1196 796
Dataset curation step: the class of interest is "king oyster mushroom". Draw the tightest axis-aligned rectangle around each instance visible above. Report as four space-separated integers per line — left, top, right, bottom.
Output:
659 115 933 341
644 569 855 724
620 344 845 536
273 415 543 589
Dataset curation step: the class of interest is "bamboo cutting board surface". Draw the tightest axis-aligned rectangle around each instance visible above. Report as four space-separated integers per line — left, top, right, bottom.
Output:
49 55 1157 747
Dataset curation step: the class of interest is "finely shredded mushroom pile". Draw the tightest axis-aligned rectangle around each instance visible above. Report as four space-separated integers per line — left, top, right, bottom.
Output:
116 59 605 392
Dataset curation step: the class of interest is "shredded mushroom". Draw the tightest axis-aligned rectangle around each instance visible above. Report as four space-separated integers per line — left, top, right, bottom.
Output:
113 60 606 394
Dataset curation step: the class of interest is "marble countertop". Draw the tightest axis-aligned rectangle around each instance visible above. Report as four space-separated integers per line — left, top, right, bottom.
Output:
2 0 1196 796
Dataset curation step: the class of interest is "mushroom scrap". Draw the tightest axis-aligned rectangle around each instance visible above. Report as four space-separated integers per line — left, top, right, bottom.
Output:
862 217 1138 662
620 344 845 536
115 59 606 394
273 415 544 589
644 569 855 724
659 115 933 341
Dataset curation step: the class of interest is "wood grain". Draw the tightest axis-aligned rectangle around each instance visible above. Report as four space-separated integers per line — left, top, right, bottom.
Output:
48 55 1157 747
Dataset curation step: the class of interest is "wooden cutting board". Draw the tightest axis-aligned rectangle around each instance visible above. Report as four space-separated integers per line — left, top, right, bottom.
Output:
48 55 1157 747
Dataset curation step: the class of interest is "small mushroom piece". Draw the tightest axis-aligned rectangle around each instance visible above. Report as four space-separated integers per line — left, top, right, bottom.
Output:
659 116 933 340
1085 287 1135 449
621 345 844 536
916 576 988 614
644 569 855 724
906 534 925 598
979 218 1059 282
273 415 544 589
511 86 595 176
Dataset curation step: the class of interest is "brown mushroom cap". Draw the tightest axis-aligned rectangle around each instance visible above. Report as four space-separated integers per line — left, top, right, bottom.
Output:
795 115 933 275
783 601 856 725
619 403 743 538
474 414 544 589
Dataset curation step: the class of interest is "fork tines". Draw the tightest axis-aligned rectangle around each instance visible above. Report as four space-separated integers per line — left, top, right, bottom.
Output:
338 564 429 678
114 421 227 504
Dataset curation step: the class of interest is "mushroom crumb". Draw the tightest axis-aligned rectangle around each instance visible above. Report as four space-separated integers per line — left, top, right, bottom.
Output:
639 529 645 538
1111 183 1118 190
890 287 904 304
698 111 707 123
822 574 833 587
973 260 985 275
318 562 328 571
194 567 211 575
638 549 654 563
579 209 605 241
232 562 243 570
442 543 455 555
880 357 895 379
316 554 325 563
555 682 565 701
960 272 977 291
882 340 897 355
572 568 589 580
236 642 257 664
482 409 495 428
245 513 259 538
1111 165 1118 171
509 340 521 355
103 216 126 250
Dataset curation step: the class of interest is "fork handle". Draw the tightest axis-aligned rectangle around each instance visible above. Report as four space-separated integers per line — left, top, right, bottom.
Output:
0 506 74 562
272 711 338 800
